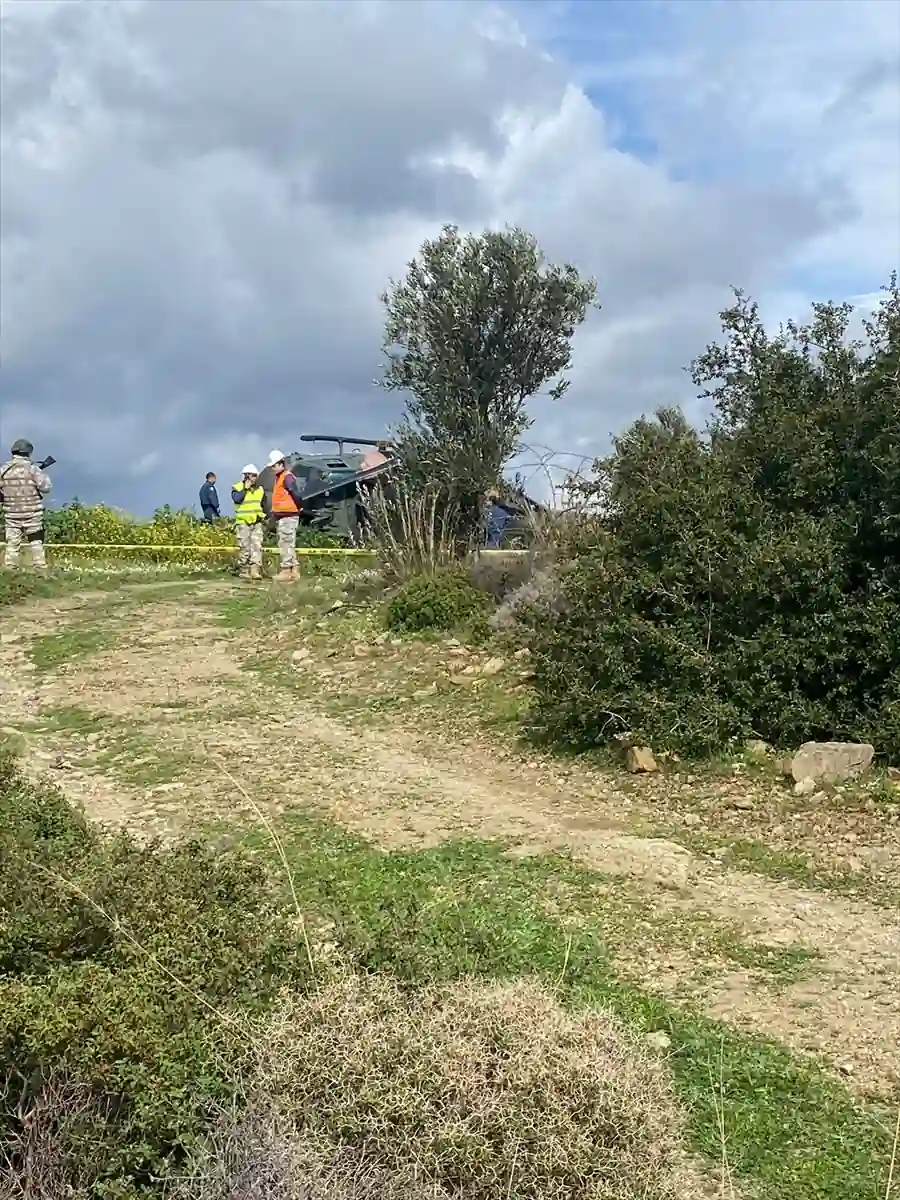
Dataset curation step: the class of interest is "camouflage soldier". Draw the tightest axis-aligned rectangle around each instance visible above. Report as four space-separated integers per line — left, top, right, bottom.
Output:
267 449 303 582
0 439 52 570
231 463 264 579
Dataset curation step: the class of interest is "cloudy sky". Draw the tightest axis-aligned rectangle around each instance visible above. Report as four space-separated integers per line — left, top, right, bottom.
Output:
2 0 898 513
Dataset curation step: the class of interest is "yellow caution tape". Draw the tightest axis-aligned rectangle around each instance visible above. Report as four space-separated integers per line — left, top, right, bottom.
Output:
0 543 527 555
0 542 373 554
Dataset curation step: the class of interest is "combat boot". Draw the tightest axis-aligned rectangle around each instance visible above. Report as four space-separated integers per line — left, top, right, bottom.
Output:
238 566 251 580
249 565 262 580
273 567 294 583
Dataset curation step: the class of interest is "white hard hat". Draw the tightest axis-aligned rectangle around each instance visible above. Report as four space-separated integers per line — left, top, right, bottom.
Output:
267 448 286 467
241 463 258 475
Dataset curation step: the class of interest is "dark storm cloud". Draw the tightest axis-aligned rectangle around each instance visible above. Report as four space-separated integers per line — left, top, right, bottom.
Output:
0 0 872 512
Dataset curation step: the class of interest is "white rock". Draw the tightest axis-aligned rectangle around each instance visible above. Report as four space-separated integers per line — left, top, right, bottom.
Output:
645 1031 672 1052
793 777 818 797
480 656 506 676
790 741 874 784
626 746 658 773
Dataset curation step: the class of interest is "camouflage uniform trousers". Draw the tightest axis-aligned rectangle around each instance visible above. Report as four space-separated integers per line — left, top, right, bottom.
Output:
276 515 299 569
236 522 264 570
3 519 46 569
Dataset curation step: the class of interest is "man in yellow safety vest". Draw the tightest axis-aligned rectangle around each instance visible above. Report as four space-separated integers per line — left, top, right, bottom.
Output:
231 464 265 579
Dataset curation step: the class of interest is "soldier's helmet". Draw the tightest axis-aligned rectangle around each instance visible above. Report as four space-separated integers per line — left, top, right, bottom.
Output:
11 439 33 456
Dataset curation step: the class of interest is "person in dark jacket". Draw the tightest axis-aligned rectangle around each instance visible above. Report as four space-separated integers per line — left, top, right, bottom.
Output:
484 489 515 548
199 472 220 522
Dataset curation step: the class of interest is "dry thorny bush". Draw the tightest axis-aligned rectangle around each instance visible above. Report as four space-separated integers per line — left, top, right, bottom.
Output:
191 974 692 1200
365 479 459 580
2 975 698 1200
166 1109 452 1200
0 1078 101 1200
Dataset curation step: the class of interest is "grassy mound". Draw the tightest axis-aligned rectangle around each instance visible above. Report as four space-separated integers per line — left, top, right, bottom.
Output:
0 754 309 1192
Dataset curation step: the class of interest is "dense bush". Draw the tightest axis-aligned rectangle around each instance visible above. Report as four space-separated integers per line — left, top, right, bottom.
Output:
1 752 693 1198
0 755 309 1193
385 566 491 635
526 277 900 759
43 503 236 548
171 1113 452 1199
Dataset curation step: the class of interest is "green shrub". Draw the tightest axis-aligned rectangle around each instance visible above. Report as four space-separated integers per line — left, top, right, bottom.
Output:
527 278 900 759
0 755 309 1192
385 566 491 635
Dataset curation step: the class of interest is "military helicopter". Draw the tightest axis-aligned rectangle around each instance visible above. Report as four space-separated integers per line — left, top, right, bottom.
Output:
258 433 545 547
257 435 397 543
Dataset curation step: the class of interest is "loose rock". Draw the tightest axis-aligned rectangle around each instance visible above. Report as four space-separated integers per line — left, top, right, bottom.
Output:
626 746 658 773
480 656 505 676
793 777 818 797
645 1030 672 1053
790 741 874 784
449 674 480 687
745 739 771 757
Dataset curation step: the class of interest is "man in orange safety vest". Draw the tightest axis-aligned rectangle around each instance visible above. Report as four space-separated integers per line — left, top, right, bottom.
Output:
267 449 304 582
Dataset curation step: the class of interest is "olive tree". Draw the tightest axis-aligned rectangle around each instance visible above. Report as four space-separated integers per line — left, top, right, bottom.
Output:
378 224 598 543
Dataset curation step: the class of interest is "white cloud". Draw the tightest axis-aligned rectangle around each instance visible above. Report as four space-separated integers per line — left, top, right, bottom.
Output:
0 0 896 512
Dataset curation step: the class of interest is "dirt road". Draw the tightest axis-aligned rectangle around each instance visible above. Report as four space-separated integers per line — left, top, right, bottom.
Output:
2 579 898 1100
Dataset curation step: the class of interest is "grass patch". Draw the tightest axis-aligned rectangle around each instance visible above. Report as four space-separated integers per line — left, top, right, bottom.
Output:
1 565 228 610
25 704 108 736
706 936 822 987
23 705 199 789
91 728 199 788
0 570 62 610
233 813 892 1200
215 577 341 629
234 602 535 741
669 828 900 908
28 626 111 672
